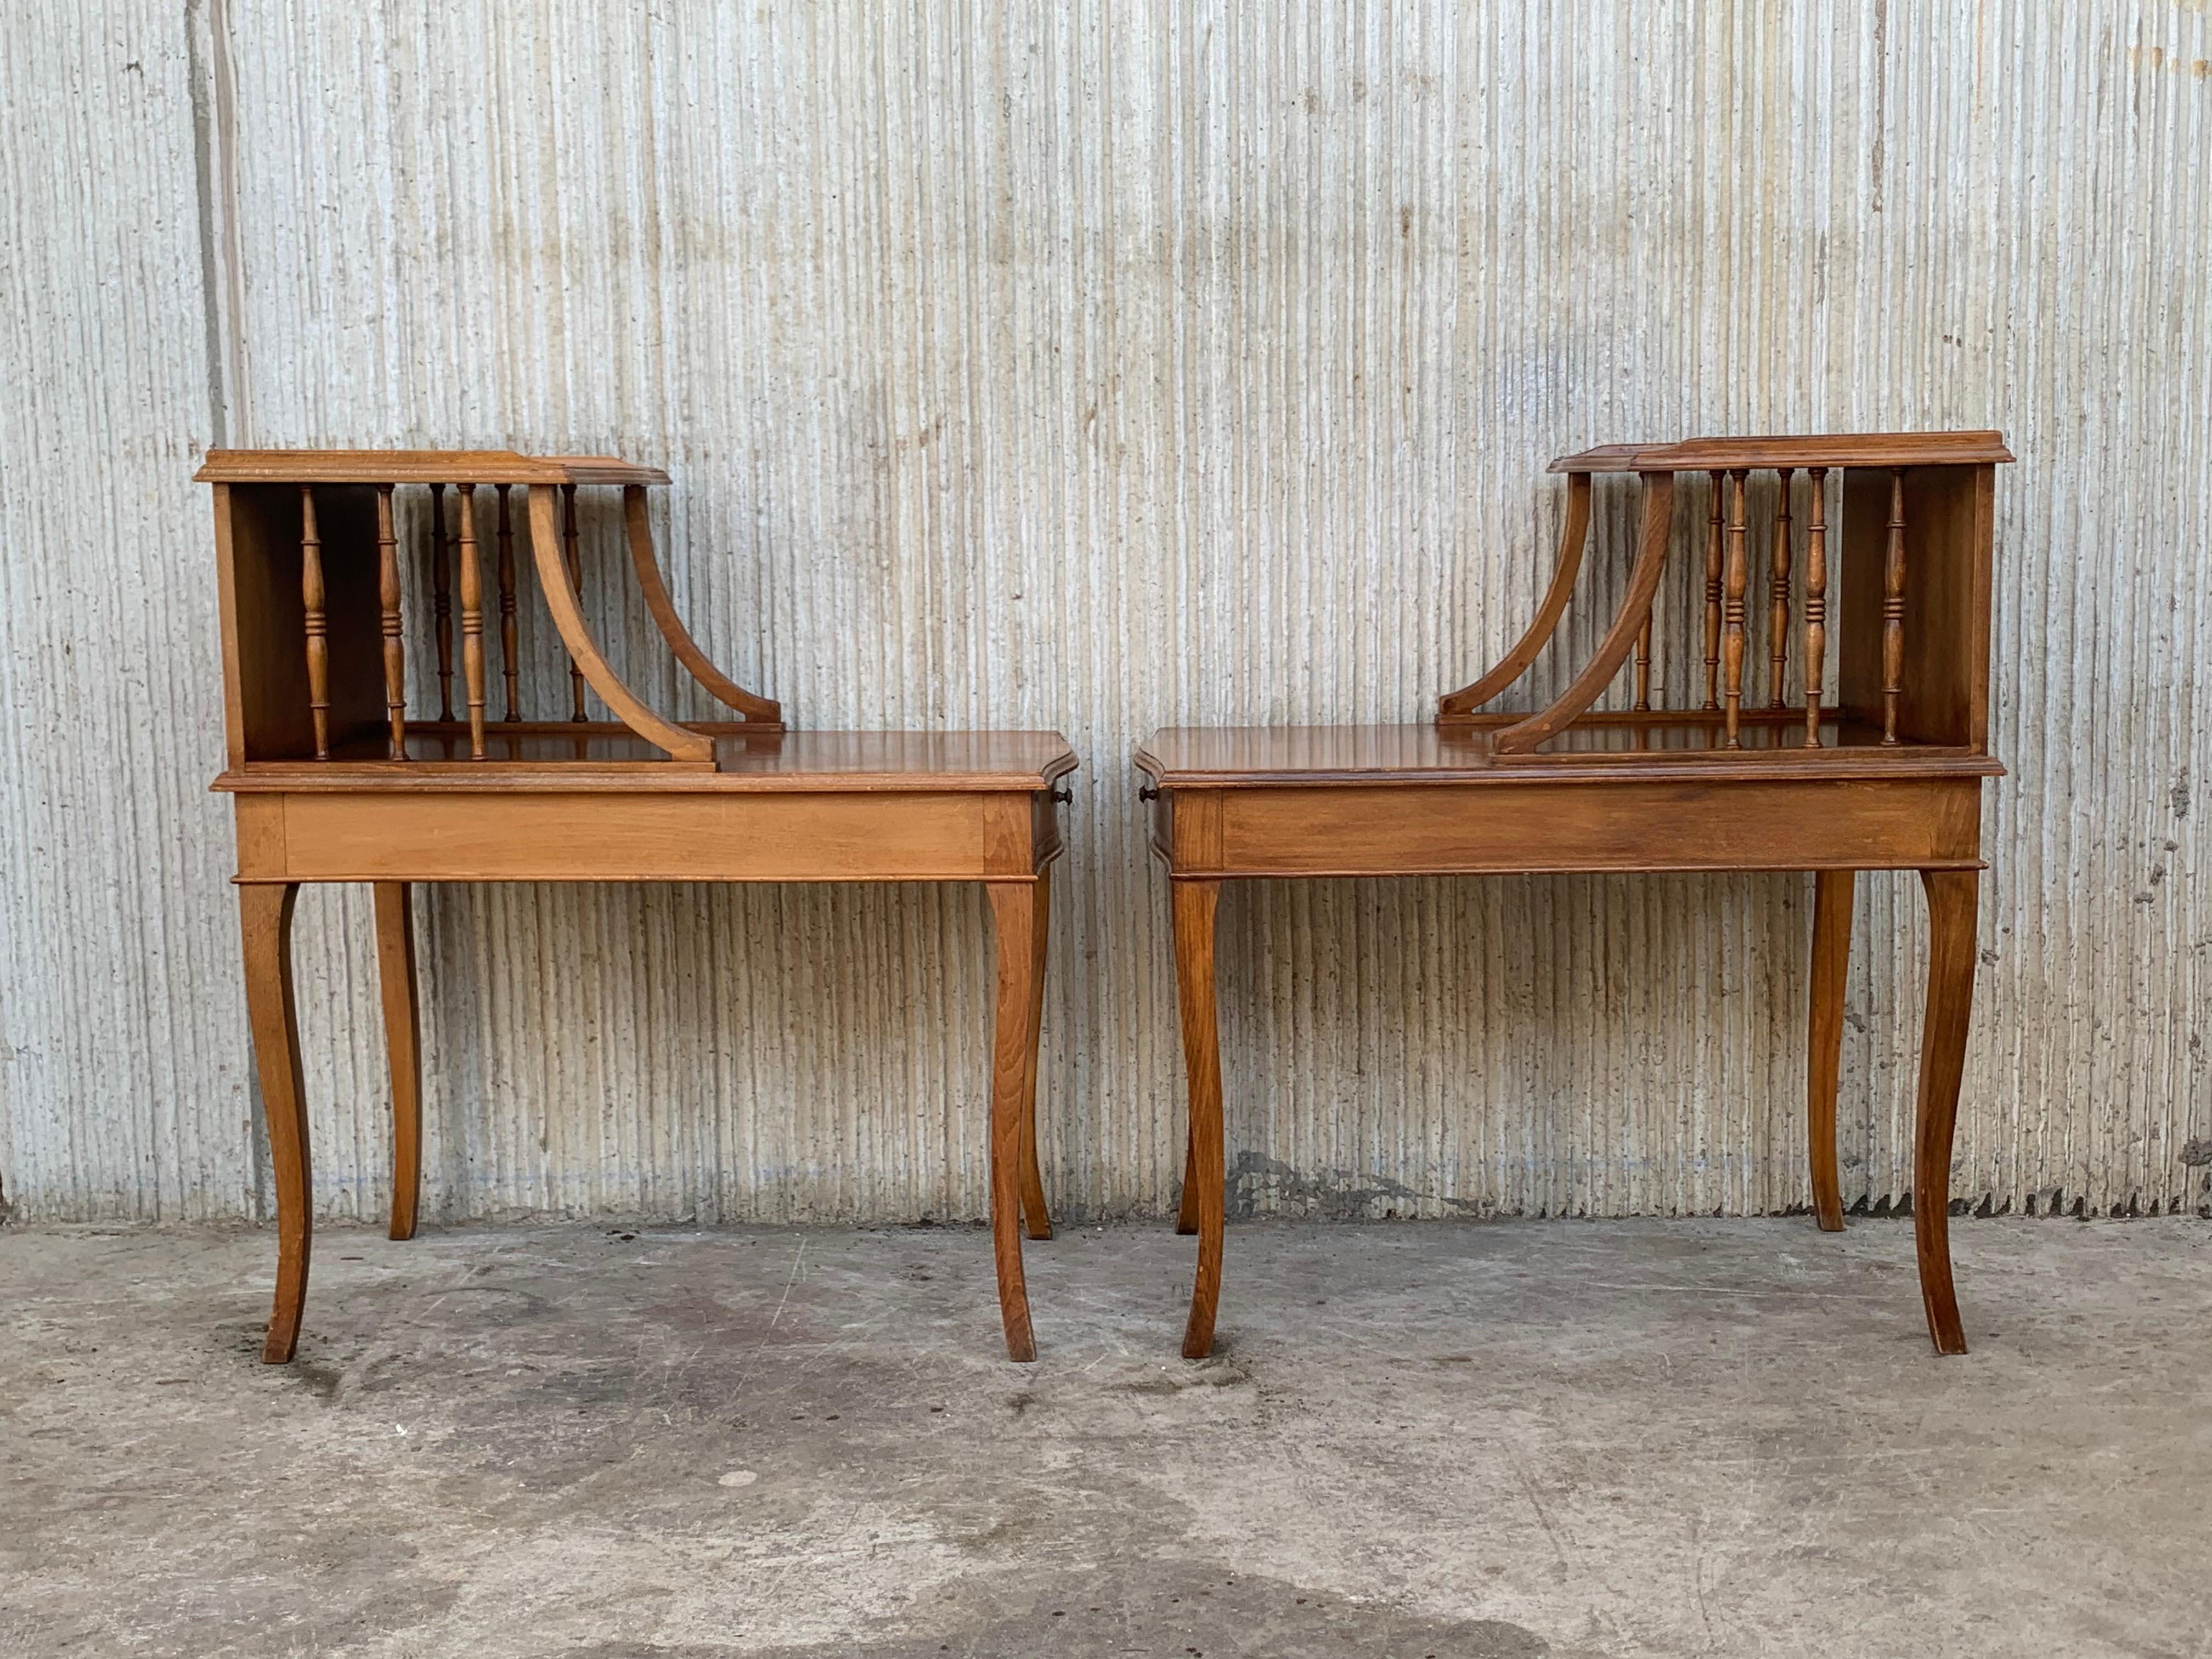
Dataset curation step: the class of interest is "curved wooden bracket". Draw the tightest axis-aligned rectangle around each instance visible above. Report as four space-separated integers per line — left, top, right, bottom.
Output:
524 487 714 766
1438 472 1592 719
1494 471 1676 755
624 486 783 727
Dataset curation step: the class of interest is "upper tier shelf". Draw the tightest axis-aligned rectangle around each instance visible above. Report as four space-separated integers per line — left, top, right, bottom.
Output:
1441 431 2009 758
1548 431 2016 473
195 449 670 487
202 448 778 771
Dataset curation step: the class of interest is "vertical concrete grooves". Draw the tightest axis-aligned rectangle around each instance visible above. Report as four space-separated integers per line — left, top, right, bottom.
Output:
184 0 235 448
1 3 2207 1225
0 0 241 1221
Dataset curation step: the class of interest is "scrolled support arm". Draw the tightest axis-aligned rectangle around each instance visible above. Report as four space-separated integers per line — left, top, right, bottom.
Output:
524 487 715 766
1438 472 1592 719
623 487 783 728
1493 470 1677 755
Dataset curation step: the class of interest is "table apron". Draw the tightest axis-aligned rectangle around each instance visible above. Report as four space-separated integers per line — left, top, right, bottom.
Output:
1160 777 1984 876
234 789 1059 882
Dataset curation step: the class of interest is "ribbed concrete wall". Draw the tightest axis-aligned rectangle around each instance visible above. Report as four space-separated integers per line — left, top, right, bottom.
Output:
3 2 2207 1228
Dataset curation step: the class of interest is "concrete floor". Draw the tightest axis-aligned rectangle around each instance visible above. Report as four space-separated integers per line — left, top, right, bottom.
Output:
3 1217 2207 1657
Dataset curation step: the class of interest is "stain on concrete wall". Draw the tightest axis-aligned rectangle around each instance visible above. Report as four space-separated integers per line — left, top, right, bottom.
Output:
2 2 2207 1226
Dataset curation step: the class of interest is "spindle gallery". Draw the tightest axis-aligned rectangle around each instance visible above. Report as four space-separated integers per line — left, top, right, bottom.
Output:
199 450 1077 1363
1138 431 2012 1359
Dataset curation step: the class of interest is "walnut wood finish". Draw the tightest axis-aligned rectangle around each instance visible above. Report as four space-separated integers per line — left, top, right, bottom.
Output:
300 486 330 760
238 883 309 1363
1550 431 2012 471
1147 431 2009 1362
225 727 1082 795
1137 721 1995 786
1838 463 1995 751
1914 868 1978 1355
455 484 487 759
1807 867 1853 1232
1172 878 1225 1359
1722 469 1749 747
986 881 1043 1362
200 449 1074 1365
1141 729 1993 1357
1803 468 1829 747
1017 867 1055 1242
198 449 672 486
373 882 421 1241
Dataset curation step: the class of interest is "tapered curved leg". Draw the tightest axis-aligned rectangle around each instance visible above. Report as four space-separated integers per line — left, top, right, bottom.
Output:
373 882 422 1242
1174 879 1226 1358
984 882 1040 1362
239 883 311 1364
1914 870 1978 1356
1017 868 1053 1240
1807 869 1854 1232
1175 899 1201 1237
1174 1120 1200 1235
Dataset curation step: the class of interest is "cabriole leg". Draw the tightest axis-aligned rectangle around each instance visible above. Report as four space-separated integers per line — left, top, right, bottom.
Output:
373 883 422 1242
1017 867 1054 1241
1807 869 1854 1233
1176 877 1201 1238
239 883 311 1363
1175 1119 1201 1236
984 882 1041 1362
1914 870 1979 1355
1173 879 1226 1358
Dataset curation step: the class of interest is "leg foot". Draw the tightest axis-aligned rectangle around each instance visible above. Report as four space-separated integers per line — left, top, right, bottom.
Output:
240 883 311 1364
1172 880 1226 1358
373 883 422 1242
985 882 1041 1361
1017 868 1053 1241
1807 869 1853 1232
1914 870 1978 1356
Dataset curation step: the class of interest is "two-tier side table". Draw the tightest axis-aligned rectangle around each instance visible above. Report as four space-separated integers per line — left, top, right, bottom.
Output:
200 449 1074 1363
1139 432 2011 1358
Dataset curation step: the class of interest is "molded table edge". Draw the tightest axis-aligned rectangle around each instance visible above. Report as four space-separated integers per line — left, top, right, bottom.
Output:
215 748 1080 795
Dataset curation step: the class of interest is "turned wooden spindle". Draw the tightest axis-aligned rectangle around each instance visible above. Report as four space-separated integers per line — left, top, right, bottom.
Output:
376 484 405 760
1882 467 1906 744
300 486 330 760
1634 613 1653 712
1702 471 1724 709
496 484 521 721
1768 468 1793 707
562 483 588 722
1802 467 1828 747
429 483 455 722
456 483 488 759
1722 469 1749 748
